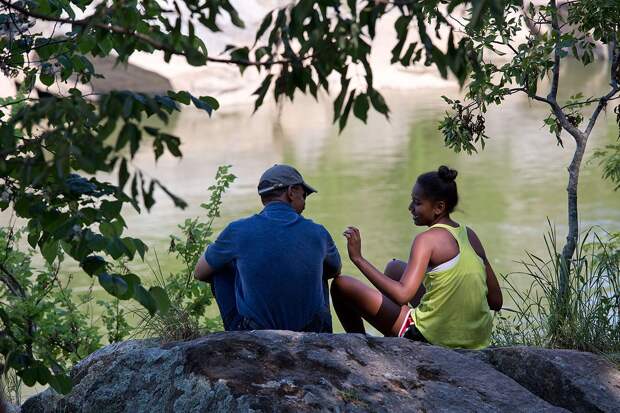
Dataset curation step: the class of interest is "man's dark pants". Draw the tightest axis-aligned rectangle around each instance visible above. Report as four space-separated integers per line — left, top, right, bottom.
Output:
210 264 333 333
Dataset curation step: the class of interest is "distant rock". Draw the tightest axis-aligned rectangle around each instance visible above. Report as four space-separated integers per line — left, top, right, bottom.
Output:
21 331 619 412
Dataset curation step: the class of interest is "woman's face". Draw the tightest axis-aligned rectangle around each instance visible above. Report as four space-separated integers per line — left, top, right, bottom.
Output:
409 183 439 226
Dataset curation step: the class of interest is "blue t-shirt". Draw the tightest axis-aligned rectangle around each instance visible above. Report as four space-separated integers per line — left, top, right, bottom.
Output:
205 201 341 331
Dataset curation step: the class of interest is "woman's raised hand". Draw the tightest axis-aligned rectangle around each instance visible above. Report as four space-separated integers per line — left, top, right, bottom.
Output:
343 226 363 263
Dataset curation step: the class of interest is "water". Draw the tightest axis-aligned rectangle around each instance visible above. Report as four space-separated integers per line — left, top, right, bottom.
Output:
2 61 619 318
118 63 619 286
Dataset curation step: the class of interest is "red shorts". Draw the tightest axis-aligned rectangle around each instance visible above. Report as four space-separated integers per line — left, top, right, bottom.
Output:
398 309 415 337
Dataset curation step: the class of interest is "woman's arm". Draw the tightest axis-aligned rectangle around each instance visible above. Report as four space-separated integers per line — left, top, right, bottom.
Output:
344 227 429 305
466 228 503 311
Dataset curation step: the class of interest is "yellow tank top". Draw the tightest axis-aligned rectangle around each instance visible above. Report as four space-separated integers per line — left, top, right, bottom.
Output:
412 223 493 349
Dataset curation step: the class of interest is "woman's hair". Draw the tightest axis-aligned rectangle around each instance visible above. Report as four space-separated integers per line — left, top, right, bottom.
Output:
416 165 459 213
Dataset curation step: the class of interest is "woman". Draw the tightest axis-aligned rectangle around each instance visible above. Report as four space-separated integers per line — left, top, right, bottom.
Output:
331 166 503 349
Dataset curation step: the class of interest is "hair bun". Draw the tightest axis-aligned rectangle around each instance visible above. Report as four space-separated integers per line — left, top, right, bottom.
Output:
437 165 458 183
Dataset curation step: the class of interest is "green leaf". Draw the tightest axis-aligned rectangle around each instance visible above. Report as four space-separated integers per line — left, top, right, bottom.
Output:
353 93 369 123
134 285 157 315
117 158 130 191
253 74 273 112
19 367 38 387
98 272 130 298
121 273 142 296
78 34 97 53
190 95 215 115
333 77 351 123
106 237 131 259
100 220 123 238
117 123 140 156
41 240 59 264
101 200 123 220
255 11 273 42
40 72 55 87
27 226 41 248
369 89 389 116
167 91 191 105
81 255 106 276
149 286 171 315
339 91 356 132
18 363 51 387
48 374 72 394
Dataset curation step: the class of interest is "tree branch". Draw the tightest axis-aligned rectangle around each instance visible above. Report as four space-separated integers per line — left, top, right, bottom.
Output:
547 0 561 103
0 263 26 298
0 0 295 67
561 95 620 110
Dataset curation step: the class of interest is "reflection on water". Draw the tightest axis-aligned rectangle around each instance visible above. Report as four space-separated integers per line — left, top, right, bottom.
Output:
1 61 619 313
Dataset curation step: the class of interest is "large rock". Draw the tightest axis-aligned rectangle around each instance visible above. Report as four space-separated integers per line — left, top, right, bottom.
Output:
19 331 617 412
470 346 620 413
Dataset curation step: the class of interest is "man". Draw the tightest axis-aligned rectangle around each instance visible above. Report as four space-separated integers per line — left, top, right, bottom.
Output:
194 164 341 332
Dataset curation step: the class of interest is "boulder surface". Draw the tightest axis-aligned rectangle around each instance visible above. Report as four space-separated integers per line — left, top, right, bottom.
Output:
21 331 619 412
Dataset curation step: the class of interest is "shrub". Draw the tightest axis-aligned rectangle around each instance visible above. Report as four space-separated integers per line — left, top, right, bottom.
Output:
0 165 236 400
0 227 102 395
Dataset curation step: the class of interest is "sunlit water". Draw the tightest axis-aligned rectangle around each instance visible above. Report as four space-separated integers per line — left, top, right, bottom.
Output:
2 61 619 335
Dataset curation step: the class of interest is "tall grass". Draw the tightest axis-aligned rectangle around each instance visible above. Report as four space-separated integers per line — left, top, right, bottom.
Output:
493 222 620 354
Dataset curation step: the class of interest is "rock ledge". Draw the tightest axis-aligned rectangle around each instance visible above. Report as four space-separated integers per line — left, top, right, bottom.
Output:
21 331 620 412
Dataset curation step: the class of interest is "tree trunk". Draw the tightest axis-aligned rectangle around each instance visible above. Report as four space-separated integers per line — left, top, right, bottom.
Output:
561 141 585 261
558 135 586 298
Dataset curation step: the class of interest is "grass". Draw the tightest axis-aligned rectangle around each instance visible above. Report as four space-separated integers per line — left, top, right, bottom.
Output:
493 222 620 355
130 251 222 344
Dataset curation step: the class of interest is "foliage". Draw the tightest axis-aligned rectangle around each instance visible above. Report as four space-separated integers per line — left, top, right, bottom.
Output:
239 0 509 131
431 0 619 287
97 297 132 344
493 223 620 354
0 165 235 398
0 227 101 394
133 165 236 343
438 0 619 155
594 141 620 191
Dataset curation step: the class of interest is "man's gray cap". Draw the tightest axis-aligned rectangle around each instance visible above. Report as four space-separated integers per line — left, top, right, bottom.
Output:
257 164 317 196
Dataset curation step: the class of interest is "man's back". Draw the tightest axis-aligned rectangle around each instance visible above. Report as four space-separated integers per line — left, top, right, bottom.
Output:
206 201 340 331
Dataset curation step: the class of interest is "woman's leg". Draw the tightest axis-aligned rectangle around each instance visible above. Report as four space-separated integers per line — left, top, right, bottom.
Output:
330 275 410 336
384 259 426 308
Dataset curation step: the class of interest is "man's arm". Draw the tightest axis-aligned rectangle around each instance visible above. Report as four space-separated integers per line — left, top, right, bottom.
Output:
195 223 236 283
323 228 342 279
194 255 216 282
323 259 341 279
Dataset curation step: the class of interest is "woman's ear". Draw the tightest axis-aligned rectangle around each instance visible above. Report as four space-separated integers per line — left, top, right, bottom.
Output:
434 200 446 216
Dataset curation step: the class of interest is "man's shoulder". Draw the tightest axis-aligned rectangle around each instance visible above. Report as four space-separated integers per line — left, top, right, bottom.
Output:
298 216 331 236
221 214 260 232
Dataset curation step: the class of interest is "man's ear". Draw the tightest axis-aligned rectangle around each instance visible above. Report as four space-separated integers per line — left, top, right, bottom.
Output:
286 185 295 200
